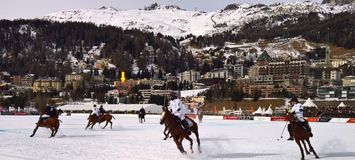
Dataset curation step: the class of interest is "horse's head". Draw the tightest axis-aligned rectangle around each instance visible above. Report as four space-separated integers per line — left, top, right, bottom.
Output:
286 112 297 123
160 107 171 125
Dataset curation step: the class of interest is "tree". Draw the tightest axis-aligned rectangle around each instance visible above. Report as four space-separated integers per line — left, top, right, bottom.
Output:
253 89 262 101
231 87 244 102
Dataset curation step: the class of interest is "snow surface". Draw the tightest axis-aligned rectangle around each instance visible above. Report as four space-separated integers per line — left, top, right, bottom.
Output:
1 115 355 160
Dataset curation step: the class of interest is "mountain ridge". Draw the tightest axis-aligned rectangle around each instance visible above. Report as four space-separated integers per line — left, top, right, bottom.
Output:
42 2 355 38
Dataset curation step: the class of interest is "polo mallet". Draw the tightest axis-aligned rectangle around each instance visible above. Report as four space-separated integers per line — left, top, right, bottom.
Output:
277 121 288 141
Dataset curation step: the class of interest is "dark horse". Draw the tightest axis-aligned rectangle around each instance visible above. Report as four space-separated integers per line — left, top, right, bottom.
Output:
30 114 61 138
85 114 115 130
286 112 319 160
160 108 201 153
138 112 145 123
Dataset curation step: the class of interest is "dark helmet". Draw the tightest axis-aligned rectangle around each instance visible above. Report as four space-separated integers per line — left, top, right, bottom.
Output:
100 105 103 108
289 97 299 103
94 104 97 107
170 92 178 100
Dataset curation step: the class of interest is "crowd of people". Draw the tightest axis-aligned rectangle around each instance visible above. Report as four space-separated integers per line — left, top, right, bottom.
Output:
303 107 355 118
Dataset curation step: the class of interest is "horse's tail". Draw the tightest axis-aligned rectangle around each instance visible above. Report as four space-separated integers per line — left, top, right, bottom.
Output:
59 119 63 123
111 115 116 119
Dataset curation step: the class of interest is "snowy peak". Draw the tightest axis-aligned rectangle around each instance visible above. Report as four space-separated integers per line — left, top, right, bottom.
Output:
322 0 355 5
99 6 118 11
144 3 182 11
42 2 355 38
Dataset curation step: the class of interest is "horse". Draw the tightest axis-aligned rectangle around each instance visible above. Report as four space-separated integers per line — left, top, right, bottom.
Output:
138 112 145 123
85 113 115 130
30 115 61 138
160 108 201 153
286 112 319 160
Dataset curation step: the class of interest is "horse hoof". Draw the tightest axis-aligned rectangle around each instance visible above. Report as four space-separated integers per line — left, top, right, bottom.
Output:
316 156 320 159
30 135 34 137
306 152 310 155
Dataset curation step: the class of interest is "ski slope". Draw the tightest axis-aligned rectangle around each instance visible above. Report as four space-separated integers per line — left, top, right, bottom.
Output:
0 115 355 160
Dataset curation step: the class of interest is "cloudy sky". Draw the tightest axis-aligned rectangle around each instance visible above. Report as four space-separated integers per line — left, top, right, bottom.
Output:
0 0 322 20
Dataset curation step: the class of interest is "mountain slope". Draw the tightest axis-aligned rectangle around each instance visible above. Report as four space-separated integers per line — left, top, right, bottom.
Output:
42 2 354 38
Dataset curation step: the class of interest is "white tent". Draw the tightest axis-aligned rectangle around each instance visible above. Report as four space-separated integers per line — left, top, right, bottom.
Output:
264 106 273 115
261 107 265 115
253 107 262 115
337 102 347 108
303 98 318 108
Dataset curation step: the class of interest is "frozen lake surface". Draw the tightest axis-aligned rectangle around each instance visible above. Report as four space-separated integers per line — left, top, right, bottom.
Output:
0 115 355 160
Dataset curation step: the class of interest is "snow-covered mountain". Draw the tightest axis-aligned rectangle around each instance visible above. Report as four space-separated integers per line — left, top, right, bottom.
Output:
42 2 354 38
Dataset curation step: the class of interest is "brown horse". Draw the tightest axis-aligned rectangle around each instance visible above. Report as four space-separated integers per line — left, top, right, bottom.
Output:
286 112 319 160
85 114 115 130
30 115 61 138
160 108 201 153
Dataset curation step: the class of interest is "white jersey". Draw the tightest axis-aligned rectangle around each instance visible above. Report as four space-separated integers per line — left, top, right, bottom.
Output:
92 107 99 116
291 103 305 122
168 98 186 120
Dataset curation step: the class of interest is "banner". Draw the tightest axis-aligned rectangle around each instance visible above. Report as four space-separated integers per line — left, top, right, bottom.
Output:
271 117 287 121
306 117 319 122
347 118 355 123
318 117 332 122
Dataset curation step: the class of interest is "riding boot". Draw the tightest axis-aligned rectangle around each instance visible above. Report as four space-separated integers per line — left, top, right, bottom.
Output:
302 121 313 137
181 119 191 135
287 124 294 141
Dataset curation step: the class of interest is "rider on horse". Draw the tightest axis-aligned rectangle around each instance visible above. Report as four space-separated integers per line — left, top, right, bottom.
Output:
40 101 57 123
168 92 191 135
287 97 313 141
92 104 100 121
99 105 106 116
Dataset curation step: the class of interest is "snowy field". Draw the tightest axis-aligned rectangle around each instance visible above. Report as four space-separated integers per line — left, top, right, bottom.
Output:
1 115 355 160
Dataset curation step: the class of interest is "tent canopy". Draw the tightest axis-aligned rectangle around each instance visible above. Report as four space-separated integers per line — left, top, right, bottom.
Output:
253 107 262 115
264 106 273 115
303 98 318 108
337 102 347 108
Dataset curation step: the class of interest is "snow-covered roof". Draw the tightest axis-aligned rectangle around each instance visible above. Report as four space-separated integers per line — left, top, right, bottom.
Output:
303 98 318 108
180 88 209 98
58 102 162 113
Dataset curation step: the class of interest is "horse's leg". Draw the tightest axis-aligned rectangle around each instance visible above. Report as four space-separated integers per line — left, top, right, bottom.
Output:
178 135 186 154
110 121 113 129
185 135 194 153
174 136 186 154
301 140 310 155
91 121 96 129
163 126 169 140
102 120 109 129
306 138 320 159
296 139 305 160
85 121 91 130
49 127 55 138
30 124 40 137
53 122 59 137
172 136 183 153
